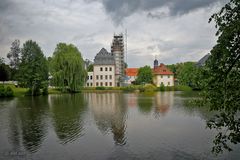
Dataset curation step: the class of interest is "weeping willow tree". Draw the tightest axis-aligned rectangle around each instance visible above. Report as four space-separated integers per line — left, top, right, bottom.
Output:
50 43 86 92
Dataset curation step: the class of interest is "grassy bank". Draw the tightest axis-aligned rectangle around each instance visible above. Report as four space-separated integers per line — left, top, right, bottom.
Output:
0 84 193 97
0 84 61 97
83 84 193 92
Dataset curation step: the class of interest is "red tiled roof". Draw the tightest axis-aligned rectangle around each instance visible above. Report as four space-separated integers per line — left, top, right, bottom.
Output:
125 68 138 76
152 63 173 75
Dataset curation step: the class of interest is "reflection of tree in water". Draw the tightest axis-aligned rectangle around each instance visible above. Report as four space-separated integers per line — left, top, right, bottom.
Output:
85 93 127 145
154 92 173 118
8 97 49 153
137 93 154 114
49 94 86 144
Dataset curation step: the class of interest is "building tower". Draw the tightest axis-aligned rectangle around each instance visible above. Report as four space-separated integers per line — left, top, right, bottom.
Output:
111 33 124 86
154 58 158 69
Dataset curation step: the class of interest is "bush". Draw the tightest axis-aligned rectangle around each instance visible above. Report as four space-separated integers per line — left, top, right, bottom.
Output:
42 87 48 95
123 85 137 92
165 86 174 91
25 88 41 96
159 83 165 91
96 86 106 90
143 84 157 92
0 86 14 97
138 85 145 92
174 85 192 91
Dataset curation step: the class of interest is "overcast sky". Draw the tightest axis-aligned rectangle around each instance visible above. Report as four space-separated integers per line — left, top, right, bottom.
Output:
0 0 226 67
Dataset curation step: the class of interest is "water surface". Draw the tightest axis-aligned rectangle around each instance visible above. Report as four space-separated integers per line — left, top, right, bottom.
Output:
0 92 239 160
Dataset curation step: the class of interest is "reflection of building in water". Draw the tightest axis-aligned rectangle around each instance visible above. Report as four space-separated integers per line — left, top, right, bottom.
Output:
154 92 174 116
84 93 127 145
126 93 138 108
49 94 86 144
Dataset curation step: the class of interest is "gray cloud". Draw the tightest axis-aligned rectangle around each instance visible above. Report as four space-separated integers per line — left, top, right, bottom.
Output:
0 0 226 67
85 0 225 25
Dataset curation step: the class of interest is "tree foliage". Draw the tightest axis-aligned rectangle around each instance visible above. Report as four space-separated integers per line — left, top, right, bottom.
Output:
18 40 49 96
7 39 21 70
87 64 93 72
0 59 10 83
167 62 202 89
203 0 240 154
136 65 153 84
50 43 86 92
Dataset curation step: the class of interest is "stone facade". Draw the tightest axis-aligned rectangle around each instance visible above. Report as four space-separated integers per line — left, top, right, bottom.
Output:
85 48 116 87
93 65 115 87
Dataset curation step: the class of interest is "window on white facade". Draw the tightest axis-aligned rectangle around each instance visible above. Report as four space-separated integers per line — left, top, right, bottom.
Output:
100 75 103 80
110 82 112 86
90 83 93 86
87 76 89 80
109 67 112 71
100 82 103 86
105 82 108 86
100 67 103 71
87 83 89 86
105 67 108 71
105 75 108 79
96 82 99 86
90 76 92 79
96 75 99 80
109 75 112 79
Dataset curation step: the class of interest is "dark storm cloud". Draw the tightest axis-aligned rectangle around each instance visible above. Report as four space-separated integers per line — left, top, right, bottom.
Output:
86 0 225 24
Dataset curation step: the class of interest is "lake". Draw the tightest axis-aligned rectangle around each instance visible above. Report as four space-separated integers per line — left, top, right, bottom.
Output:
0 91 239 160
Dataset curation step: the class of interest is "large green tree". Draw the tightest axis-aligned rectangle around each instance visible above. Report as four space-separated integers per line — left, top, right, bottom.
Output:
18 40 49 96
203 0 240 154
167 62 201 89
0 58 10 83
50 43 86 92
7 39 21 80
136 65 153 84
7 39 21 69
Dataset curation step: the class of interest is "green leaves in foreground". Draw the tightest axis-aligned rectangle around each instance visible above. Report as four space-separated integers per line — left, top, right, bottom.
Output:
204 0 240 154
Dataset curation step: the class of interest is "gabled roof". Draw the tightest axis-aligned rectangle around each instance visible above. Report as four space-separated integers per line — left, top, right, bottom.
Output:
125 68 138 76
196 53 210 67
152 63 173 75
94 48 115 65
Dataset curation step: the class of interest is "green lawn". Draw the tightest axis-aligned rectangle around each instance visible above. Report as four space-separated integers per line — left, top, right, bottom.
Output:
0 84 61 97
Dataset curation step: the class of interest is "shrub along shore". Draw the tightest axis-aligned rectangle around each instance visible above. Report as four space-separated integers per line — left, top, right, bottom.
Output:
0 83 193 98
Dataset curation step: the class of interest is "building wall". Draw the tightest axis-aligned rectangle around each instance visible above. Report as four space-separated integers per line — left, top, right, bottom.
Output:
93 65 115 87
154 75 174 87
125 76 137 84
86 72 93 87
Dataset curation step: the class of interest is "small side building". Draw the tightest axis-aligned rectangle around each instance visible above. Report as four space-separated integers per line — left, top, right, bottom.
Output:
125 68 138 84
93 48 116 87
153 62 174 87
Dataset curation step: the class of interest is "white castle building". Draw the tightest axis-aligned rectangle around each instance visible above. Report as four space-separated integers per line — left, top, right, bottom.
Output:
86 34 125 87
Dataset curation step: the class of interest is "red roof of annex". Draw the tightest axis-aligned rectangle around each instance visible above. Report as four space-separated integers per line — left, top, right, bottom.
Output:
153 63 173 75
125 63 173 76
125 68 138 76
